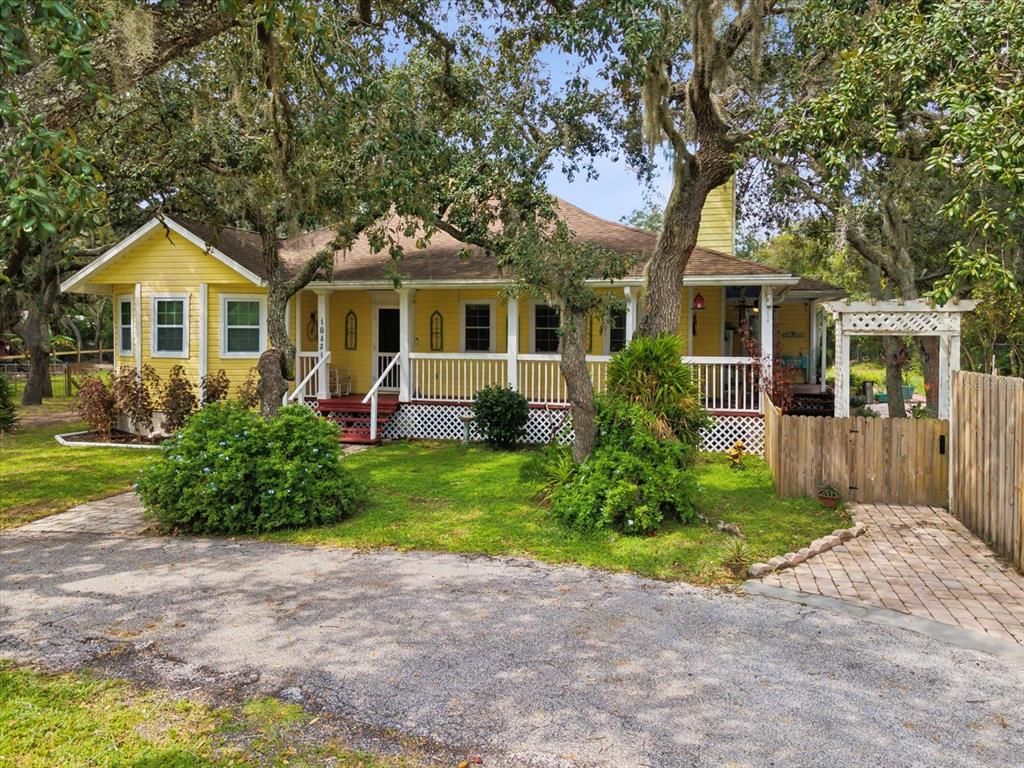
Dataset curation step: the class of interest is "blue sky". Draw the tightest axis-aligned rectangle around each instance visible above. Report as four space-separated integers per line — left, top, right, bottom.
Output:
545 155 672 222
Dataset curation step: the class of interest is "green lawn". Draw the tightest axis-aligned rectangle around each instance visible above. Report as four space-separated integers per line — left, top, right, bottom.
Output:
269 441 848 584
0 419 154 530
0 662 418 767
829 361 926 394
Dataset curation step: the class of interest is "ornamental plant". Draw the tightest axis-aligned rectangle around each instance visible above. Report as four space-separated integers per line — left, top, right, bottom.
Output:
159 365 197 432
200 369 231 406
137 402 366 535
0 375 18 433
112 364 160 438
548 397 699 535
472 385 529 448
74 375 117 439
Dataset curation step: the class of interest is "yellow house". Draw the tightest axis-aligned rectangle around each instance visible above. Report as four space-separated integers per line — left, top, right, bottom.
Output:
61 186 842 448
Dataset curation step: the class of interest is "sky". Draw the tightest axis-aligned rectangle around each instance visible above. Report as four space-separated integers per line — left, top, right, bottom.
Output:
545 154 672 223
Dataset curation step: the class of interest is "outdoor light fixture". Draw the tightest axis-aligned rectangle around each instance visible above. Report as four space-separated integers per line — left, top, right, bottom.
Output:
692 292 705 336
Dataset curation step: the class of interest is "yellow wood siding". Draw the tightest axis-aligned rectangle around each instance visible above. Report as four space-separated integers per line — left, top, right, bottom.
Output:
776 300 811 383
680 286 724 356
695 179 734 255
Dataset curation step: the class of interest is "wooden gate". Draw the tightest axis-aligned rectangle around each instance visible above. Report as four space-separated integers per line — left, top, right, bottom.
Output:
765 400 949 506
950 372 1024 569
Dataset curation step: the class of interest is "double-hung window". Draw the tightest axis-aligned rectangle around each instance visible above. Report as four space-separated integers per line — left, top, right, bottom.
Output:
533 304 561 353
608 307 627 353
152 295 189 357
222 296 265 356
118 297 133 355
463 302 493 352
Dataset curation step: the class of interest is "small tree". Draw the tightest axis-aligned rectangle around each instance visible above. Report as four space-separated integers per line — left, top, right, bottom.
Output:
0 375 18 433
112 364 159 439
74 375 116 439
200 369 231 406
159 365 197 432
236 369 260 410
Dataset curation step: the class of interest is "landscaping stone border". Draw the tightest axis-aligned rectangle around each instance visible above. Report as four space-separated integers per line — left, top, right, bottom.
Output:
747 522 868 578
55 431 162 450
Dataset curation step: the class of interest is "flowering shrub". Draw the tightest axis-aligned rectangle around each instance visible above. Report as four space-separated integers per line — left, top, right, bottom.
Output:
136 402 366 534
548 398 699 535
74 375 117 439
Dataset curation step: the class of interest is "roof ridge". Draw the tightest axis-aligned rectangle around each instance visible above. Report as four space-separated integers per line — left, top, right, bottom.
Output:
555 196 658 239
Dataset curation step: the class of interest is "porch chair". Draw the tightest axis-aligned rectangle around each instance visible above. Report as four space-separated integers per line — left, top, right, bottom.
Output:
330 367 352 397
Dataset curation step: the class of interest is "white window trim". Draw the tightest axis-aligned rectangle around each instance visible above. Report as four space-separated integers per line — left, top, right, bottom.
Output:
116 295 133 356
219 294 267 358
150 293 190 358
529 299 562 354
460 299 497 353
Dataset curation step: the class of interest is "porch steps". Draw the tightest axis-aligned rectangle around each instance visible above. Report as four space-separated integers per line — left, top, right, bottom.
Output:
315 397 400 445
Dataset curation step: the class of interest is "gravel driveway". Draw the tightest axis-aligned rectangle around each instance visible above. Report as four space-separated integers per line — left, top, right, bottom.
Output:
2 529 1023 767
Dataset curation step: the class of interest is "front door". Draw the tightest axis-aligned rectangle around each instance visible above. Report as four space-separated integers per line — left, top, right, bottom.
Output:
375 307 400 390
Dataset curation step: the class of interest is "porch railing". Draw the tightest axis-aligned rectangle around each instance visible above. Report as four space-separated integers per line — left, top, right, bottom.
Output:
287 351 330 403
682 356 760 413
518 354 610 405
410 352 507 402
363 354 401 440
374 352 400 390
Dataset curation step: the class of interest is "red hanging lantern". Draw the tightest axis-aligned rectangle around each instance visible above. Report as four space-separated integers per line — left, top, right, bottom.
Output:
692 292 706 311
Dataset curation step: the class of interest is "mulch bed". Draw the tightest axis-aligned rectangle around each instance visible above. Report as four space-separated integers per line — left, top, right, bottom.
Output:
64 429 166 446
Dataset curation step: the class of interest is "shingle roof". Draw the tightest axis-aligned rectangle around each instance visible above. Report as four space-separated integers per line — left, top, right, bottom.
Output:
792 276 844 293
171 200 793 284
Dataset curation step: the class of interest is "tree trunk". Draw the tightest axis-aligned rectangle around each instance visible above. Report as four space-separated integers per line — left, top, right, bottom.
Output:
257 348 288 418
882 337 907 418
916 337 939 417
559 311 597 463
15 269 60 406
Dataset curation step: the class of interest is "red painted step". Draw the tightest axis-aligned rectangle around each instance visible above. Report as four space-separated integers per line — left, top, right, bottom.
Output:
315 395 399 445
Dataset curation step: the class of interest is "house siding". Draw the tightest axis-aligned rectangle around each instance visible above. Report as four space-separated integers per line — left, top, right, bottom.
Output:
695 180 734 255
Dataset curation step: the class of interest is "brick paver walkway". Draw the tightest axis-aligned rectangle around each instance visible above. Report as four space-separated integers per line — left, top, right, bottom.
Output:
761 503 1024 644
16 493 148 535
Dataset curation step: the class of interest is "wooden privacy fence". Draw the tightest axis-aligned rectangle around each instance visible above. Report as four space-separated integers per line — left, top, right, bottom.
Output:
950 372 1024 569
764 400 949 507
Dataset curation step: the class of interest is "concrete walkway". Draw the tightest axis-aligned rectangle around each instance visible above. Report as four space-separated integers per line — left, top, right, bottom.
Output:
759 503 1024 644
2 510 1023 766
14 492 149 535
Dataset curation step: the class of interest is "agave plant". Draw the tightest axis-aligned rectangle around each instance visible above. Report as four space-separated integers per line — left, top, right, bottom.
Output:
606 334 708 442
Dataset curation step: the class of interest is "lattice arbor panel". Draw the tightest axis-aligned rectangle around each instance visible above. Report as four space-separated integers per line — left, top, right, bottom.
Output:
700 415 765 456
385 404 762 454
840 311 960 336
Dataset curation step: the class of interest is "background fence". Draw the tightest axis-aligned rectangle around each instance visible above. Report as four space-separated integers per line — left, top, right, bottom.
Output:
764 399 948 507
950 371 1024 569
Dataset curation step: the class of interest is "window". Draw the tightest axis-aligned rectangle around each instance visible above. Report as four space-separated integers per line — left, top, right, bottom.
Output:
534 304 560 353
344 310 358 350
221 296 264 356
118 297 133 355
463 303 493 352
152 295 188 357
429 311 444 351
609 307 627 353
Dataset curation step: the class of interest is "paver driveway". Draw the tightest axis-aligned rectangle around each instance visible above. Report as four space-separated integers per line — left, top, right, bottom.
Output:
2 510 1023 767
759 503 1024 644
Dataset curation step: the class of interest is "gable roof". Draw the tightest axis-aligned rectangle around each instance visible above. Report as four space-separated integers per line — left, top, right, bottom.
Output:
60 216 265 293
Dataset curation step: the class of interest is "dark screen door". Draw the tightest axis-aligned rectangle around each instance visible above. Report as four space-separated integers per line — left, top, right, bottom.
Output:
377 308 400 387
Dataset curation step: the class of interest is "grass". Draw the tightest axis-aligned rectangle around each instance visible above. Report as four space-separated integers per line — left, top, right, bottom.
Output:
0 405 154 530
829 361 926 393
268 441 849 584
0 662 418 767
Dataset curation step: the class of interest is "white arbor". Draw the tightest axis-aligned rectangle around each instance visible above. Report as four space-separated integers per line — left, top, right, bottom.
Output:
823 299 977 419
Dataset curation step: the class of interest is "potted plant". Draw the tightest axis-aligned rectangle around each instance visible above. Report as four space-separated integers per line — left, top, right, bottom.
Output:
817 484 841 508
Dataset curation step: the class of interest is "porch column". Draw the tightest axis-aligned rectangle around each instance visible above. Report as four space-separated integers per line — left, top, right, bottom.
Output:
808 299 818 385
834 315 850 417
314 288 330 399
398 287 415 402
623 286 638 342
759 285 774 381
819 307 828 392
198 283 208 401
506 297 519 390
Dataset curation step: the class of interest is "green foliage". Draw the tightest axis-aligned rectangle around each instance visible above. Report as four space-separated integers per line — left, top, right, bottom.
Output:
472 385 529 448
236 369 260 410
548 398 699 536
0 375 18 433
720 538 754 576
112 365 159 438
73 375 116 438
158 365 197 433
137 403 366 535
606 334 709 442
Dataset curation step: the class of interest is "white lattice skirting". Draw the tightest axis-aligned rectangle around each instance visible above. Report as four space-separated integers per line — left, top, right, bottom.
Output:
383 403 764 455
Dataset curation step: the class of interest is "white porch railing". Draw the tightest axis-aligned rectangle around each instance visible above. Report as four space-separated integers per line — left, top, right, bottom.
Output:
518 354 611 405
287 351 331 403
410 352 508 402
374 352 400 390
363 354 401 440
682 356 760 413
